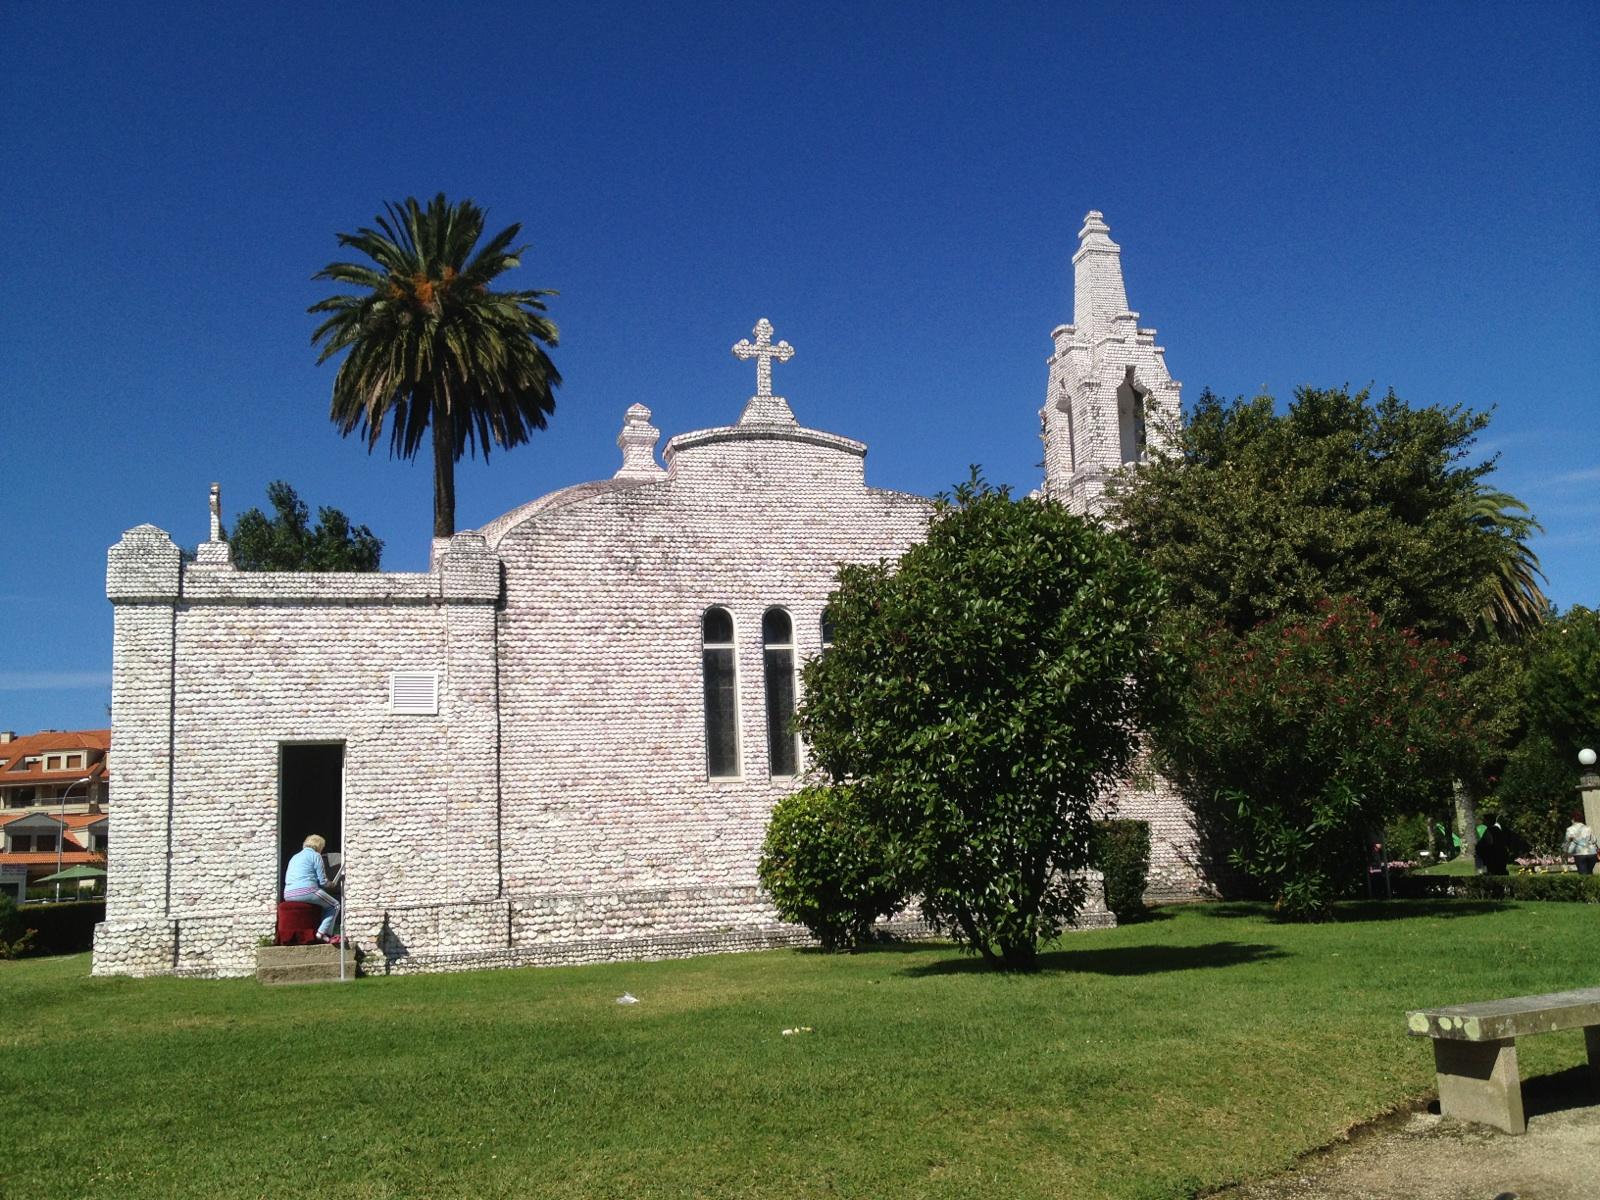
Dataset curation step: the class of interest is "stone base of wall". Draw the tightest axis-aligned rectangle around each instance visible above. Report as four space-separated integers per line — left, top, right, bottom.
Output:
91 874 1121 979
92 917 179 977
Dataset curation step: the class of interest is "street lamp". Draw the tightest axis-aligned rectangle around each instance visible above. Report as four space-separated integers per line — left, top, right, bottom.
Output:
54 776 92 902
1579 750 1600 837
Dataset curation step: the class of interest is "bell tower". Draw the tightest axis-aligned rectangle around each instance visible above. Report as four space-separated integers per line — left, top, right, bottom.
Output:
1041 211 1182 515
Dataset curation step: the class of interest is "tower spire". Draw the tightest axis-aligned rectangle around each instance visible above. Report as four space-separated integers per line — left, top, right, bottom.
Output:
1042 210 1182 515
1072 210 1131 336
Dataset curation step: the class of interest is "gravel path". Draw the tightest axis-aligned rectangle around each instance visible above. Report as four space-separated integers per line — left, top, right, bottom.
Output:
1207 1069 1599 1200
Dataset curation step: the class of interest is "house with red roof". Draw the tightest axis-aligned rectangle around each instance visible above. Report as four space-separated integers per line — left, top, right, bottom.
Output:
0 730 110 901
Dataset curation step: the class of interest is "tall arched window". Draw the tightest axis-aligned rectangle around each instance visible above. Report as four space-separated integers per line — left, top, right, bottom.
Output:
1060 385 1077 473
702 607 740 778
762 607 799 777
1117 367 1148 465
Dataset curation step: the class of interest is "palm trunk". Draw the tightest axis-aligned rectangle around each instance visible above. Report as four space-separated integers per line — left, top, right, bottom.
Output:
432 403 456 539
1453 778 1480 870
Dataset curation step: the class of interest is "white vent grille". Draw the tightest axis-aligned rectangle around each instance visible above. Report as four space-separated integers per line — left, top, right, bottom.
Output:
389 670 439 716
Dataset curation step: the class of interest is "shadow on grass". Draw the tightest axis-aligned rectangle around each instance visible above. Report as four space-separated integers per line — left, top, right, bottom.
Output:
1425 1064 1600 1123
1198 900 1509 923
1113 907 1179 924
898 939 1288 978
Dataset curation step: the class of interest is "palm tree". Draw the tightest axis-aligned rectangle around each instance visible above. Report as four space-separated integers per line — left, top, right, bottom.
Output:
1453 484 1549 867
310 194 561 538
1469 486 1550 639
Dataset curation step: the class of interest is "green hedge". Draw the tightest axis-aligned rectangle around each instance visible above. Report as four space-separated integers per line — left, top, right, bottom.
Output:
0 894 34 957
1091 819 1151 921
16 900 106 955
1391 873 1600 903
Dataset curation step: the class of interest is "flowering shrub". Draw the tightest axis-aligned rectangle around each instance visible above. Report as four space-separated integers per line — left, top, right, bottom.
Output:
1512 854 1569 873
1156 597 1476 920
1394 873 1600 902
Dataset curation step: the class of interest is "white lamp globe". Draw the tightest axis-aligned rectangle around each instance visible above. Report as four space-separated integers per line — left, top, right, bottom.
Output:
1581 748 1598 767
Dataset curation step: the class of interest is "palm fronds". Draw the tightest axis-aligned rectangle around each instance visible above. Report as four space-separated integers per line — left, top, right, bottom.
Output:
310 193 561 537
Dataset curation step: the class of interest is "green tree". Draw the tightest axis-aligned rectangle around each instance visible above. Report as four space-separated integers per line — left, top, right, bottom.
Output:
797 475 1168 970
1521 606 1600 760
226 481 383 572
1161 597 1475 918
310 194 561 539
1489 607 1600 851
1109 386 1544 880
1109 386 1515 642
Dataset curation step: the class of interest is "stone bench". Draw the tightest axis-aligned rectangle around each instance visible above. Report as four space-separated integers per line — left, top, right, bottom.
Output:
1406 987 1600 1133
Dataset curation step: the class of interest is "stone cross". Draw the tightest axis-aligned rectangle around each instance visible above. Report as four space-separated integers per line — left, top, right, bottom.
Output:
732 319 794 397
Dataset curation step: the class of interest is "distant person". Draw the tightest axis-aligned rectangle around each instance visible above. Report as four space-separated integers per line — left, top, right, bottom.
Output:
284 834 341 942
1478 820 1510 875
1563 812 1598 876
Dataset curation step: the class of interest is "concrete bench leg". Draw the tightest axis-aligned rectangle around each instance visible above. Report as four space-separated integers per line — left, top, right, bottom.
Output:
1433 1037 1525 1134
1586 1025 1600 1086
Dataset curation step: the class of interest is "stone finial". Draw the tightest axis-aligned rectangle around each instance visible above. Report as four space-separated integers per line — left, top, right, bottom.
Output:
1078 210 1113 247
615 404 668 479
733 318 799 426
194 482 233 567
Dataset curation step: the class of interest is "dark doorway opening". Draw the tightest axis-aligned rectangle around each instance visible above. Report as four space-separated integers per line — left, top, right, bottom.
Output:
278 743 344 891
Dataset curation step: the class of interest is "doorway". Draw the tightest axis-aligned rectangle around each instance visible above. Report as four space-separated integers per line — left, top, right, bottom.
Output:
278 743 344 890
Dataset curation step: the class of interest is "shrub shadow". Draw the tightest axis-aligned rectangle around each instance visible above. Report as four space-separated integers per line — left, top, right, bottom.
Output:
1333 899 1510 922
1113 907 1178 924
1197 899 1509 923
899 940 1288 978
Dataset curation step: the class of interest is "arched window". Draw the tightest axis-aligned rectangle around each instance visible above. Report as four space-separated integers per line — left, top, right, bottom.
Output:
1060 385 1077 473
702 607 740 778
820 609 835 652
1117 367 1148 465
762 607 799 777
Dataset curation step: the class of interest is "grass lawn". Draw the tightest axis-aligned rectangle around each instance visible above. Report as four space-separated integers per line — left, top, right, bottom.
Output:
1414 857 1478 875
4 901 1596 1200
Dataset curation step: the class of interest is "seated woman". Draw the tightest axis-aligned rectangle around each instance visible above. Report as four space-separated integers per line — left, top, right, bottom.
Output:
283 834 341 943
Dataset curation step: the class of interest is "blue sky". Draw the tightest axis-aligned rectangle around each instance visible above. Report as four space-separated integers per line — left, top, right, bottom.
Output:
2 2 1596 732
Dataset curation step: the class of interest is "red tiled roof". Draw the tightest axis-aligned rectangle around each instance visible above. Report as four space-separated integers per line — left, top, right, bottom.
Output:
0 729 110 757
0 850 105 867
0 729 110 787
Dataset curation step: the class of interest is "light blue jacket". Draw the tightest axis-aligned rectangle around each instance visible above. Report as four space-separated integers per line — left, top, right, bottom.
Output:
284 846 329 894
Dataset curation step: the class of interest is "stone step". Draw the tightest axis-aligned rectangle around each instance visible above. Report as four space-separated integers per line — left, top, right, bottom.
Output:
256 944 357 985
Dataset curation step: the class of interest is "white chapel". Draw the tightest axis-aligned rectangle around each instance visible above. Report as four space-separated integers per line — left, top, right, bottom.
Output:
94 211 1195 977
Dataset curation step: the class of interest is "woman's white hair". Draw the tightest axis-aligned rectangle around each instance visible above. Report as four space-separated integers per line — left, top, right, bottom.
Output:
302 834 327 853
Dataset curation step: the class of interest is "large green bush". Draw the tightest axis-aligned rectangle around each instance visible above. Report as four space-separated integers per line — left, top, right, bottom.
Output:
798 475 1168 970
1091 820 1151 921
758 785 903 951
1155 597 1475 920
